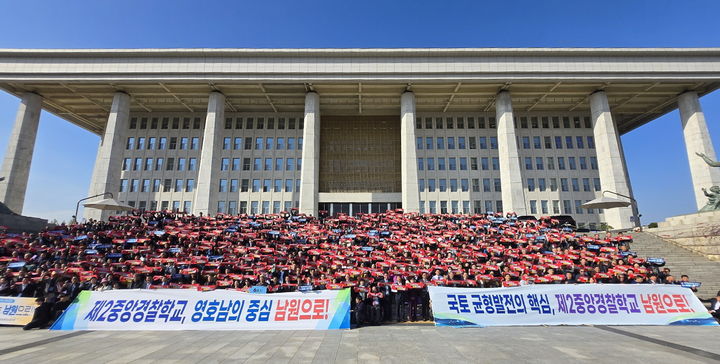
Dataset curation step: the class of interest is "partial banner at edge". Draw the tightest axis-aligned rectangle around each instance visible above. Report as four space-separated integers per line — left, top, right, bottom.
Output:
429 284 717 327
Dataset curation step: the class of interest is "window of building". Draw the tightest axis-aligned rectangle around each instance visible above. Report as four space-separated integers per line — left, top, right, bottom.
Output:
522 136 530 149
533 136 542 149
274 179 282 192
427 158 435 171
263 179 271 192
285 179 293 192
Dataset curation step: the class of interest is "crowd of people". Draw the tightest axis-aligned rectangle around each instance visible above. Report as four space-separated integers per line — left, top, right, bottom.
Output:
0 209 704 328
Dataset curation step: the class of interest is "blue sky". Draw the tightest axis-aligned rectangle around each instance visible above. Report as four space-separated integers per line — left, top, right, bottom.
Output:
0 0 719 223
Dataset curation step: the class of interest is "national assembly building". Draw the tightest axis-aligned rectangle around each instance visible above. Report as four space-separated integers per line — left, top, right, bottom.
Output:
1 48 719 230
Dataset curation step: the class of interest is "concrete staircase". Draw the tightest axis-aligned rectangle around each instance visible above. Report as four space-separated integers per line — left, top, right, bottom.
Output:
629 232 720 299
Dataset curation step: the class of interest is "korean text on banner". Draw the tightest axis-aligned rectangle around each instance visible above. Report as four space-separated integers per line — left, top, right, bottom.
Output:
0 297 37 326
50 288 351 331
428 284 717 327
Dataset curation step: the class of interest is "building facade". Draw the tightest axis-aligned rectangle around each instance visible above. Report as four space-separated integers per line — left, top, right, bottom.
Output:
1 48 720 230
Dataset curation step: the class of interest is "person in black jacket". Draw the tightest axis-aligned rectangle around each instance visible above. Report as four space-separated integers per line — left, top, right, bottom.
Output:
66 276 82 300
0 277 15 296
17 277 36 297
23 297 53 330
709 291 720 322
52 294 72 321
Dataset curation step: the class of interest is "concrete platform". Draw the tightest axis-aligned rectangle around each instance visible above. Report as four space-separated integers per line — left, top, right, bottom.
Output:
0 325 718 363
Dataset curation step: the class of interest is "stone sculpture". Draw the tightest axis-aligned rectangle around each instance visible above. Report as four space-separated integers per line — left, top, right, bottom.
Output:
696 152 720 211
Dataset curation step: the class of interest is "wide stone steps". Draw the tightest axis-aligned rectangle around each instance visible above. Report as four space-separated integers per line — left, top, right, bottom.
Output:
628 232 720 298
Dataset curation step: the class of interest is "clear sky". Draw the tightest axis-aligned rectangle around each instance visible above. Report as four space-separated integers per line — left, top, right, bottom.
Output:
0 0 719 224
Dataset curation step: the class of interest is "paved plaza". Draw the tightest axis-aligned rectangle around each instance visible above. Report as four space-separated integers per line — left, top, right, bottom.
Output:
0 324 717 363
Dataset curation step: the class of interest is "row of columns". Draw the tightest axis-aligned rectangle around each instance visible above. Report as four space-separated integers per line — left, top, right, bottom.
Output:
0 89 718 226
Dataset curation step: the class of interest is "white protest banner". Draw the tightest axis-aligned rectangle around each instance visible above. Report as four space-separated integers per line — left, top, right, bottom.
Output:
0 297 37 326
51 288 350 330
429 284 717 327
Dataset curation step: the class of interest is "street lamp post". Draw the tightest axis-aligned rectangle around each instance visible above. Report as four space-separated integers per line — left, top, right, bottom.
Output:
580 190 642 231
73 192 113 224
601 190 641 229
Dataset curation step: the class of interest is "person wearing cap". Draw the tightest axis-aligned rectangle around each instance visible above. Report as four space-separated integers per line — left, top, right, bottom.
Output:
52 294 72 320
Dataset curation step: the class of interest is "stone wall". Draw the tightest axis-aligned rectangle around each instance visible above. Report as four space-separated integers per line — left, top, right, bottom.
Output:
0 214 49 233
646 210 720 261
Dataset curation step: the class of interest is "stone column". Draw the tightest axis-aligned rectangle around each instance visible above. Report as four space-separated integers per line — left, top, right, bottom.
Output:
590 91 634 229
299 92 320 216
400 92 420 213
85 92 130 221
0 93 42 214
495 91 527 215
678 91 720 210
193 91 225 216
